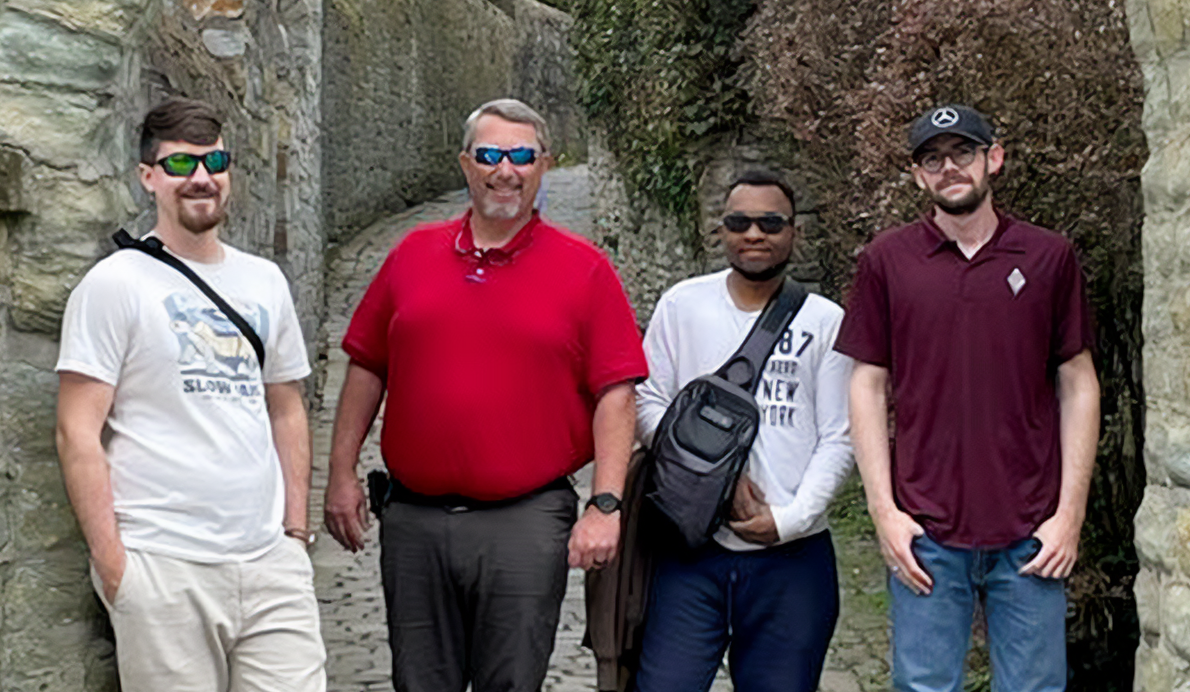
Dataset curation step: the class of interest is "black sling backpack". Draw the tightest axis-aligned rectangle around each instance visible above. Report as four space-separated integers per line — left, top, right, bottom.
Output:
112 229 266 370
646 279 808 549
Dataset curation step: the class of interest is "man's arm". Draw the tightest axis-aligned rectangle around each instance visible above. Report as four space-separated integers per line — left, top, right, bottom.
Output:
568 381 635 570
635 296 678 446
851 362 932 594
1021 348 1099 578
56 372 123 602
266 380 313 540
323 362 385 552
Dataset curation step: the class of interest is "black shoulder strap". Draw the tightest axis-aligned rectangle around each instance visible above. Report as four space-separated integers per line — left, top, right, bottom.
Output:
715 279 809 394
113 229 266 370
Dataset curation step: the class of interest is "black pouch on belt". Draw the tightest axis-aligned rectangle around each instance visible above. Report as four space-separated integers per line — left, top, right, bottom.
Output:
366 470 391 520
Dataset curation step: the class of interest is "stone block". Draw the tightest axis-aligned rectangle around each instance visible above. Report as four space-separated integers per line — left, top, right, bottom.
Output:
8 250 94 334
0 85 105 167
1137 486 1189 571
1166 54 1190 126
1 552 97 691
24 174 136 231
1140 567 1164 635
202 26 250 58
0 9 120 91
1165 581 1190 661
0 147 23 212
1141 132 1190 217
186 0 243 21
5 0 147 37
1136 638 1176 692
1148 0 1190 59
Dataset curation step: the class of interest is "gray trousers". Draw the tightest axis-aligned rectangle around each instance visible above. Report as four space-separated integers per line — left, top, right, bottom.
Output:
379 484 578 692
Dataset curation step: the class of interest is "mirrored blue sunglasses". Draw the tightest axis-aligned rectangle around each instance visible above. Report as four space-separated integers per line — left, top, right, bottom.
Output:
472 146 537 166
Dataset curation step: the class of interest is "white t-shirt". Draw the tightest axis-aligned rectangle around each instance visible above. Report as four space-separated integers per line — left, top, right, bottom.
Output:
56 242 311 562
637 269 855 551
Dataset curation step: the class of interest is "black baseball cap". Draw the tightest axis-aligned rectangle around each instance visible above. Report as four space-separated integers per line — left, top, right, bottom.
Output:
908 105 995 158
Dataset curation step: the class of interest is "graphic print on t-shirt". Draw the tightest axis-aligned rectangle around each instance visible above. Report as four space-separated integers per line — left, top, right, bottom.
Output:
164 292 270 395
757 328 813 427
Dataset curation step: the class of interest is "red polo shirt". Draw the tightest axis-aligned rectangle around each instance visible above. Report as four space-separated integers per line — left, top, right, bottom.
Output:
343 210 648 500
834 211 1095 547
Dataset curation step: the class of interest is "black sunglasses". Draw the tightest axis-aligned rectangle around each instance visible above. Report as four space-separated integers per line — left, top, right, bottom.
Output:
721 213 792 234
472 146 537 166
155 150 232 177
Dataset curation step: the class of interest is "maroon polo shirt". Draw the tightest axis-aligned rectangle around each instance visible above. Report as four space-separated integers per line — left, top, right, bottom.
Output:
835 211 1095 547
342 210 648 501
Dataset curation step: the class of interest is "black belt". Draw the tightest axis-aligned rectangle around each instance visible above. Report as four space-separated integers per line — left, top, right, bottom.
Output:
367 471 571 516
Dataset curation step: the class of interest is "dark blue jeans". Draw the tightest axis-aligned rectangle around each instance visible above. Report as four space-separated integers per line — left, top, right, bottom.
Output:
634 530 839 692
890 533 1067 692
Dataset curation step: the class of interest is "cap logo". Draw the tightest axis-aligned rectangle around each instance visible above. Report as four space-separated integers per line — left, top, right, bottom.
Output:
931 107 960 128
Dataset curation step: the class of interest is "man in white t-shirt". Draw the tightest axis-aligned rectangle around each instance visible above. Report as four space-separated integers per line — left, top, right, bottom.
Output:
55 97 326 692
634 171 854 691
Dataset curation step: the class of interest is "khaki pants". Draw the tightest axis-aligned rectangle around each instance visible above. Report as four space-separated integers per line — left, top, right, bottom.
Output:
91 538 326 692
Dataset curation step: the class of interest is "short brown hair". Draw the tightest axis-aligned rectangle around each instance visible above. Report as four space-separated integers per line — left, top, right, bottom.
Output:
139 97 223 164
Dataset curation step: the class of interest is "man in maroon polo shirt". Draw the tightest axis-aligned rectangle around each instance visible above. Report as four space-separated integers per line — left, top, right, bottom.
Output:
835 105 1101 691
322 99 647 692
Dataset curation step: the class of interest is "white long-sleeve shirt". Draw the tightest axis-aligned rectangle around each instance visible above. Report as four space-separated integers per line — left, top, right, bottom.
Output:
637 269 855 551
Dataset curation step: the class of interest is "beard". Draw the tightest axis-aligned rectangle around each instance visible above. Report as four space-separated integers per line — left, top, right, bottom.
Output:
476 195 522 221
176 181 227 233
928 169 991 216
729 257 789 282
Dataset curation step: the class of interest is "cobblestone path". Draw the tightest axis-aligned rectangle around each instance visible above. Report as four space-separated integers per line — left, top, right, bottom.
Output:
307 164 889 691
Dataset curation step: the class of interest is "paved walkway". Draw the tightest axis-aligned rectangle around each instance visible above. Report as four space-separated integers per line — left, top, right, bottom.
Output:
307 164 889 691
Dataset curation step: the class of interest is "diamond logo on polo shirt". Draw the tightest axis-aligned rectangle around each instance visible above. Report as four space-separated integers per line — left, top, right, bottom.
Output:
1007 267 1026 296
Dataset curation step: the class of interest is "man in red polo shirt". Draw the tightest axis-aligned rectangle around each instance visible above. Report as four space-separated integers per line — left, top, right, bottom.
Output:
322 99 647 692
835 105 1100 691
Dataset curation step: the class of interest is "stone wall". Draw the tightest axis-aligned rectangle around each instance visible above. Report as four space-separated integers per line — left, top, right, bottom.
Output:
509 0 586 163
321 0 513 240
0 0 322 688
1131 0 1190 689
321 0 582 242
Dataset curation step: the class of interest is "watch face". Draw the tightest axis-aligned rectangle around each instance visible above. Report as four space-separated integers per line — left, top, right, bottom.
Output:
591 493 620 513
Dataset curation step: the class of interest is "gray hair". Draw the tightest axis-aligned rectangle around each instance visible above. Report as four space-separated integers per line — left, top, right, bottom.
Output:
461 99 552 154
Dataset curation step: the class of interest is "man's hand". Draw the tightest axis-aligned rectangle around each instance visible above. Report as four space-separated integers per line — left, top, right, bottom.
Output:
324 470 369 552
731 475 766 522
93 544 127 604
873 507 932 595
1020 510 1082 578
568 507 620 570
728 477 779 544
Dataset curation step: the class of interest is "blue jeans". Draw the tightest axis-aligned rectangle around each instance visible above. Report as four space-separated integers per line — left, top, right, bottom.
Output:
634 530 838 692
890 533 1067 692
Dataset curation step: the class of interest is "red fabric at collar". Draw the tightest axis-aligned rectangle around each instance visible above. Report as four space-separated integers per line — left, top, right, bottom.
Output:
454 209 539 262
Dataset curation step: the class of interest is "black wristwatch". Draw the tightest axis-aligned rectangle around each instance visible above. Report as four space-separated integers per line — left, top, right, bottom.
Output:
585 493 622 514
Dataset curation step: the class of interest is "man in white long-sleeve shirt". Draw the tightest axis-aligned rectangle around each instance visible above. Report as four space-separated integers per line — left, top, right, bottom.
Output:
633 170 854 692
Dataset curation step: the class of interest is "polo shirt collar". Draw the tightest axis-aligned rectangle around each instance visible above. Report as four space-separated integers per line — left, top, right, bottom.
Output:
454 208 539 262
920 209 1025 258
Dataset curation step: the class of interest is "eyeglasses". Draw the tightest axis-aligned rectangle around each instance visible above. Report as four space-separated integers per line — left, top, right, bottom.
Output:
472 147 537 166
155 150 232 177
721 213 792 234
915 145 985 174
